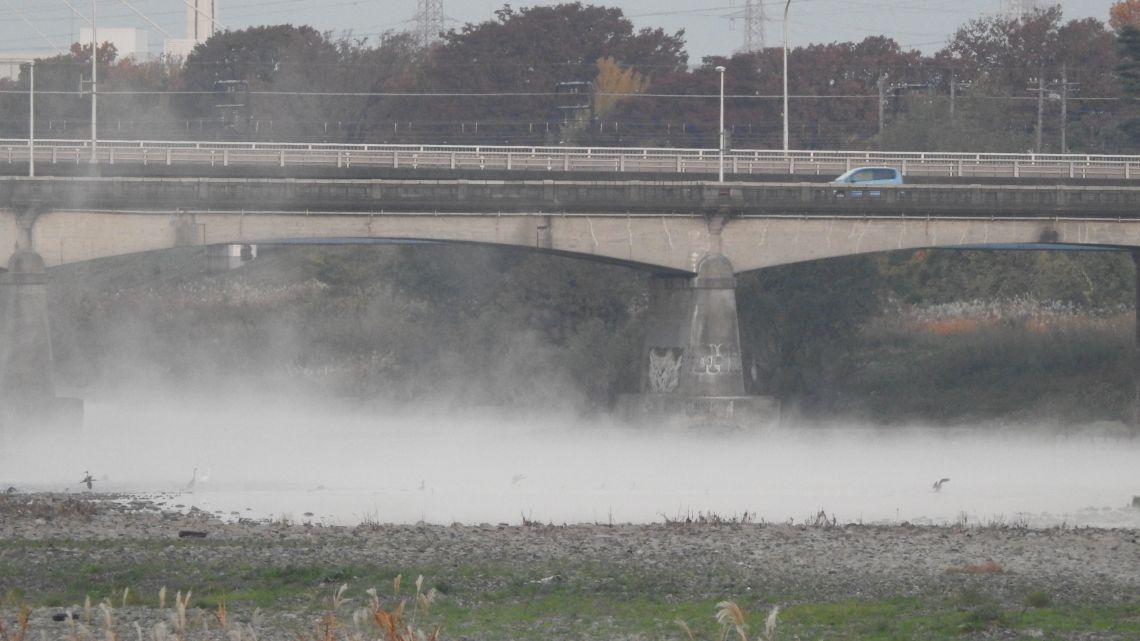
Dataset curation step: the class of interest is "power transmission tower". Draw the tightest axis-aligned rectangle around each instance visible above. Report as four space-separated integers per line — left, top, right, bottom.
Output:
739 0 766 53
415 0 444 47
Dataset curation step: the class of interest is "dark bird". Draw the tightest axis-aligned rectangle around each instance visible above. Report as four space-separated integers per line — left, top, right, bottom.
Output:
932 478 950 492
80 471 95 490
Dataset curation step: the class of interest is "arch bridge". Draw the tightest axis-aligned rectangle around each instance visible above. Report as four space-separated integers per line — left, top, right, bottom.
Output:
4 176 1140 428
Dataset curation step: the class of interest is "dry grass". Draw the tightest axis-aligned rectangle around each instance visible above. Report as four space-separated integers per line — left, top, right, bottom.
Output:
0 604 30 641
677 600 780 641
0 576 444 641
890 298 1130 337
945 559 1005 575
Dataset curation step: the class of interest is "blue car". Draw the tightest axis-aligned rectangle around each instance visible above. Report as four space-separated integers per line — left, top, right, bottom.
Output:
830 166 903 198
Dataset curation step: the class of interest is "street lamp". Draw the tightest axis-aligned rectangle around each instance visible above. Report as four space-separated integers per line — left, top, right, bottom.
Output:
715 65 726 182
90 0 98 162
28 60 34 177
782 0 791 153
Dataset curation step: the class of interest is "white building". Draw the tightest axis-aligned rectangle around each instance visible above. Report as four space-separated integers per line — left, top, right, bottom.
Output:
0 55 42 81
1006 0 1041 17
80 27 149 61
164 0 219 59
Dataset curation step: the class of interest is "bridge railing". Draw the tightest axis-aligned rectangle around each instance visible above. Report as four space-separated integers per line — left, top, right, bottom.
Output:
1 139 1139 179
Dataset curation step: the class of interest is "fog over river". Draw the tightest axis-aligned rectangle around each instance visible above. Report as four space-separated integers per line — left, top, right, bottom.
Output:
3 396 1139 529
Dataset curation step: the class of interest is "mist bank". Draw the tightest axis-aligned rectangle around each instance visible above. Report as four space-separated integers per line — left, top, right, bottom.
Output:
40 244 1140 426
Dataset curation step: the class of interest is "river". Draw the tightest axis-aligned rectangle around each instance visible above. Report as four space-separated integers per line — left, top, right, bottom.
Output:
3 397 1138 529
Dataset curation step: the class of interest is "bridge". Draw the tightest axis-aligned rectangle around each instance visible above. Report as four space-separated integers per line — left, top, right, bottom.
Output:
4 169 1140 429
5 139 1140 181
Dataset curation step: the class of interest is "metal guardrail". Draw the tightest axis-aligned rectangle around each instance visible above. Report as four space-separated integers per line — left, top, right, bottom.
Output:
2 139 1140 180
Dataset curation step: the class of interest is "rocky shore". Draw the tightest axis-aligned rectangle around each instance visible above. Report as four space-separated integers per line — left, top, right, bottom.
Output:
2 492 1139 640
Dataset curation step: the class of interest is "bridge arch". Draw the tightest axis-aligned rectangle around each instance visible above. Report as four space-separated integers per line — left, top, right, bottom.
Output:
12 208 1140 276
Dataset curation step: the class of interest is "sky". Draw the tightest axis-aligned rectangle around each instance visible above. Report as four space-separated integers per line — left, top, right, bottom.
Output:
0 0 1122 65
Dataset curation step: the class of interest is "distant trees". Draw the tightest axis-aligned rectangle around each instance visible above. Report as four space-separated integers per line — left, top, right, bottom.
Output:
884 7 1120 153
1 2 1136 151
0 42 119 139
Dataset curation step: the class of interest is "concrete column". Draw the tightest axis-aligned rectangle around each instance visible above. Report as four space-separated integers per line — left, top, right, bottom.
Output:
0 250 82 431
621 252 777 429
0 250 56 405
1133 250 1140 428
640 254 745 397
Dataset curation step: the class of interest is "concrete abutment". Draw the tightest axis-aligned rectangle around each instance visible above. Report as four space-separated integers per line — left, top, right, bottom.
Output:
618 253 779 429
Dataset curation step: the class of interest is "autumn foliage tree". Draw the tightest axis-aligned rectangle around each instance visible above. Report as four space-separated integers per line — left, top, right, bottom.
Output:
1111 0 1140 31
593 56 648 116
402 3 686 143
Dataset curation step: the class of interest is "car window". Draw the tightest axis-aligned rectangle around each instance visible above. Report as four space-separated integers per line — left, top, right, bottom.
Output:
873 168 897 180
850 169 874 182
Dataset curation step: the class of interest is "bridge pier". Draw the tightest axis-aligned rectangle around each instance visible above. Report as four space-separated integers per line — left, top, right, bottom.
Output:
1134 250 1140 428
0 250 82 434
618 253 779 429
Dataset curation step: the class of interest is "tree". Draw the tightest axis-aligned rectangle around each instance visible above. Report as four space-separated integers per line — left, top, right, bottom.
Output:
1118 25 1140 145
0 42 119 139
404 3 687 144
1111 0 1140 32
593 56 648 117
911 6 1124 153
177 25 354 140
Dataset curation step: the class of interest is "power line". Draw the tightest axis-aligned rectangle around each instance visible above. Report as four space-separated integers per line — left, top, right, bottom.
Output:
114 0 174 39
5 0 65 51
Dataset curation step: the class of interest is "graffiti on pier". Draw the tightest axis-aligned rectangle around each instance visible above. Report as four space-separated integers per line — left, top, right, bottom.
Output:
648 347 683 393
692 343 741 377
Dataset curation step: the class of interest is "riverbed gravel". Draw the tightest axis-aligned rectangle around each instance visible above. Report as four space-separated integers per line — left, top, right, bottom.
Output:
2 492 1139 639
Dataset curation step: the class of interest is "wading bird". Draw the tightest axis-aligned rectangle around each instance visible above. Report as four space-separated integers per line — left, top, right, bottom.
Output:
186 467 209 491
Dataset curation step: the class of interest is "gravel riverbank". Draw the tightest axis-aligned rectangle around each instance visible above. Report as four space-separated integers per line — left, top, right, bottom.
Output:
2 493 1139 639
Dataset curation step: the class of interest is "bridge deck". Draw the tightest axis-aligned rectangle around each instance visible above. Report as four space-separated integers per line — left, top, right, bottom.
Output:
3 176 1140 218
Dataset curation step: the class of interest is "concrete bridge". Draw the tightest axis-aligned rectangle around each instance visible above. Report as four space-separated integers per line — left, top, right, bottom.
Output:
4 175 1140 428
6 139 1140 182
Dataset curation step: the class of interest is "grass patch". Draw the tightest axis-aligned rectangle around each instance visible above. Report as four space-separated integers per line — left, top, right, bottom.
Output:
4 535 1140 640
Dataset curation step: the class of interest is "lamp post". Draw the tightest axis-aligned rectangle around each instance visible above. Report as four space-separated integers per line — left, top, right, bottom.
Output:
90 0 97 162
716 65 726 182
28 60 34 177
782 0 791 153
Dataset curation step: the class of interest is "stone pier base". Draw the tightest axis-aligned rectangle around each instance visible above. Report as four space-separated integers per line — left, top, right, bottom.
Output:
616 393 780 431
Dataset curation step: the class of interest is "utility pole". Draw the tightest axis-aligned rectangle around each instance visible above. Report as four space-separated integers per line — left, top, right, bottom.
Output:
1028 68 1045 153
1027 66 1078 154
877 74 889 135
1056 64 1078 154
949 76 956 123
